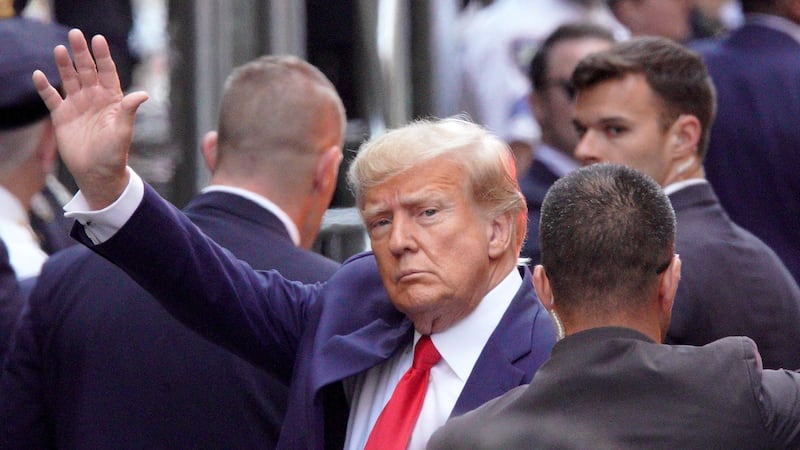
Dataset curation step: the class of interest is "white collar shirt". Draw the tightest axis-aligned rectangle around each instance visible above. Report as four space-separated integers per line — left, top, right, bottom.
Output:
200 185 299 246
0 186 47 279
534 144 580 178
663 178 708 196
343 268 522 450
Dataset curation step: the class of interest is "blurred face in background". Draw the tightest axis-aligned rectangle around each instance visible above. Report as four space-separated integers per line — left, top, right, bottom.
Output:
530 37 614 157
612 0 693 42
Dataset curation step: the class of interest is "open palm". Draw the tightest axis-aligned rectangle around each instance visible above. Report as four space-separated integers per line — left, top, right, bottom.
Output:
33 29 148 209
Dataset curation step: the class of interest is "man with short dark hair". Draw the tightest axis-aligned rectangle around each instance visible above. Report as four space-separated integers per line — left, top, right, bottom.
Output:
568 36 800 370
428 163 800 449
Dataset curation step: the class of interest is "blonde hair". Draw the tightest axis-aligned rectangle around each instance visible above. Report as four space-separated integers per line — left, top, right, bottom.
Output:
348 117 528 250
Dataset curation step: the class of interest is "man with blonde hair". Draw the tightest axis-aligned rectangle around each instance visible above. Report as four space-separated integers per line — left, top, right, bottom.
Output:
30 30 556 449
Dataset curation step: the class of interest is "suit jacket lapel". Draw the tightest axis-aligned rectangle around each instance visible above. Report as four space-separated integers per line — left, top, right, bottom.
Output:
452 267 538 416
315 318 414 388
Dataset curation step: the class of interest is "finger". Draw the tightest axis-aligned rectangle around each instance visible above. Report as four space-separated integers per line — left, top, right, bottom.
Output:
92 34 121 92
68 29 98 88
120 91 150 118
53 45 80 96
32 70 63 112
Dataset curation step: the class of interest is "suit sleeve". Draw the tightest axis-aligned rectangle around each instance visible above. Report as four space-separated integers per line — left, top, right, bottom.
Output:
742 337 800 447
758 368 800 447
70 183 320 371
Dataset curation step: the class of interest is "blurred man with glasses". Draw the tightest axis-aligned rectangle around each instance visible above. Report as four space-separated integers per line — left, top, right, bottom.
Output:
519 22 616 264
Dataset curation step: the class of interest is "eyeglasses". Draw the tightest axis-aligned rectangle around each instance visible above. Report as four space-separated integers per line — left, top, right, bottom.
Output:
541 79 576 101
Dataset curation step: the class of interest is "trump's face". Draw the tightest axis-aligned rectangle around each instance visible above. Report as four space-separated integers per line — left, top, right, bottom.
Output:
361 157 496 334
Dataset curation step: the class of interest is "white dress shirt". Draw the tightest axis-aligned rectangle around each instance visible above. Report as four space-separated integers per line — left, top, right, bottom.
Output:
663 178 708 196
0 186 48 279
343 268 522 450
534 144 580 178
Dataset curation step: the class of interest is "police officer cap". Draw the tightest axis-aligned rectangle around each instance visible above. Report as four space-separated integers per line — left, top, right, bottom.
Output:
0 6 69 130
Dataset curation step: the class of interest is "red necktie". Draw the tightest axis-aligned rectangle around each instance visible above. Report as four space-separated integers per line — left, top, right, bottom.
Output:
364 335 442 450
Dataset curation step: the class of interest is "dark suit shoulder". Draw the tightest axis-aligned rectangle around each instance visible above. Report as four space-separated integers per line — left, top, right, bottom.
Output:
185 191 340 283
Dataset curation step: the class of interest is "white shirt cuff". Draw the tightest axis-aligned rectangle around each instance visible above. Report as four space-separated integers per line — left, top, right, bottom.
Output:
64 167 145 244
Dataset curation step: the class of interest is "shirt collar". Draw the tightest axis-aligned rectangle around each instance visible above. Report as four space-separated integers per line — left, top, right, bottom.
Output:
425 267 522 382
201 185 300 246
663 178 707 196
745 13 800 47
534 144 580 178
0 185 28 224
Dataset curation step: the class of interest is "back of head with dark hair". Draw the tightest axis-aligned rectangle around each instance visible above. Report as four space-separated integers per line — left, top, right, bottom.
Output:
529 22 616 91
539 163 675 318
571 37 716 159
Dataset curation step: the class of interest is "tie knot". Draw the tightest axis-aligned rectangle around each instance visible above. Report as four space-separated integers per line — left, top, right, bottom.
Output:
412 335 441 370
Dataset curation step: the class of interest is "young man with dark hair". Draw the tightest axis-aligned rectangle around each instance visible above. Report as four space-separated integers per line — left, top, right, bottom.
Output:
568 36 800 370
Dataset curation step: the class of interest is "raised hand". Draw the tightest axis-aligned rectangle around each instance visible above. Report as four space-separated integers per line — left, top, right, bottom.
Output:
32 29 149 210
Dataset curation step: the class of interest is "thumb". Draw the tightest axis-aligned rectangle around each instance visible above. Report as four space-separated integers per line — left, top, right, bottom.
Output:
120 91 150 119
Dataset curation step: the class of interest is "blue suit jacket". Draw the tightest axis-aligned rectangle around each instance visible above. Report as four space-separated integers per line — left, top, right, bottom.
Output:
72 184 557 449
692 23 800 284
0 240 21 362
519 157 560 265
667 183 800 370
0 191 339 448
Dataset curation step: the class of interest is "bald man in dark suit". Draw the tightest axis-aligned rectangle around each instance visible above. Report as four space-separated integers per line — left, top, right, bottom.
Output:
0 55 343 448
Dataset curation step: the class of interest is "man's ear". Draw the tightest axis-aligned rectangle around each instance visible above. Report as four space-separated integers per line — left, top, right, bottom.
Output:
533 265 555 312
313 145 342 195
201 131 219 174
487 211 514 259
669 114 701 160
658 255 681 317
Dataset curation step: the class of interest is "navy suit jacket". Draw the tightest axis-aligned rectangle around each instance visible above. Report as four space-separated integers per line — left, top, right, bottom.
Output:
0 240 21 362
519 158 560 265
71 184 557 449
0 191 339 448
692 23 800 284
667 183 800 369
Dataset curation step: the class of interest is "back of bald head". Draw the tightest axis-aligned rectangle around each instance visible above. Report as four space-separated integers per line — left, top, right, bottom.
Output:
215 55 346 184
